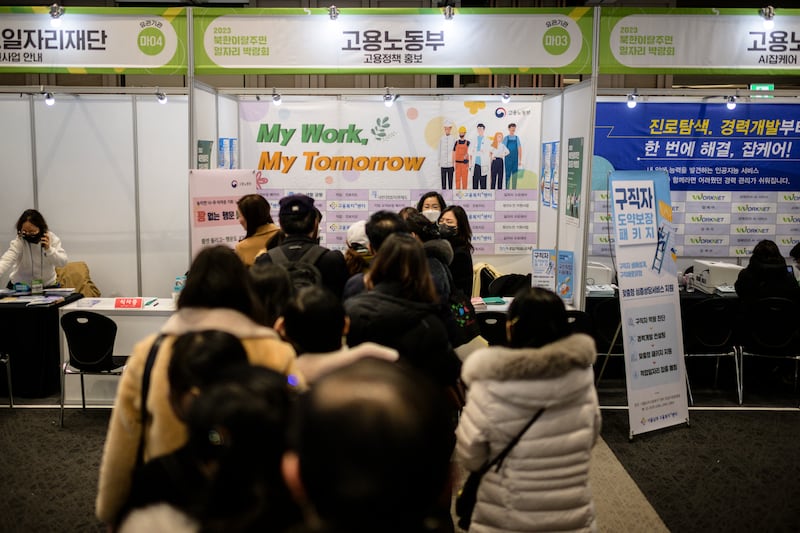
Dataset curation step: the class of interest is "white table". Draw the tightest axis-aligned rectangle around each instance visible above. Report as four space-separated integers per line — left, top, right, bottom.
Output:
59 298 175 406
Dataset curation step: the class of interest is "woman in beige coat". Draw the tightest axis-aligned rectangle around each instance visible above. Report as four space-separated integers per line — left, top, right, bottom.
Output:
96 246 304 527
234 194 280 266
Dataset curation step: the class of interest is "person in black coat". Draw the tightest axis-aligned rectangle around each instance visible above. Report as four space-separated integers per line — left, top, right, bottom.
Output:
439 205 474 297
344 233 461 389
734 239 800 302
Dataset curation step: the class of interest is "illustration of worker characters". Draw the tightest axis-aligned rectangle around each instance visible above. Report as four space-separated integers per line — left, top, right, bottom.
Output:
470 123 490 190
503 123 523 189
439 120 456 189
453 126 471 190
489 131 510 190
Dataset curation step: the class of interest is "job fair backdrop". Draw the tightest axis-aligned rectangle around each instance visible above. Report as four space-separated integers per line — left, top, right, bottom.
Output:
223 98 543 254
590 102 800 258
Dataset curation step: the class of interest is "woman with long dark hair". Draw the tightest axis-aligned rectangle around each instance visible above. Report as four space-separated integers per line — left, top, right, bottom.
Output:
344 233 460 389
235 194 280 266
439 205 474 297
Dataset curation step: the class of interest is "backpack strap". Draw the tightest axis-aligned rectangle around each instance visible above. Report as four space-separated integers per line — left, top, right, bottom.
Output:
269 244 327 267
268 246 291 266
298 245 327 266
135 333 166 468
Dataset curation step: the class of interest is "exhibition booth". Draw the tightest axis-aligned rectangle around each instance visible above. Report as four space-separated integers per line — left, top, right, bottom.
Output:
1 6 798 424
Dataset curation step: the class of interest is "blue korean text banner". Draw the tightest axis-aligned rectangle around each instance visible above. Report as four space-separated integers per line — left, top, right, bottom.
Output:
594 102 800 192
591 102 800 258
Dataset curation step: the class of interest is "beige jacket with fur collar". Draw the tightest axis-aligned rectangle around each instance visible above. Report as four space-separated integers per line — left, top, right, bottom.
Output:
95 307 303 525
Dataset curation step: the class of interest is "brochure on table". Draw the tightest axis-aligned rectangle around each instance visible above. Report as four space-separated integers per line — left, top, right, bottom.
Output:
610 170 689 438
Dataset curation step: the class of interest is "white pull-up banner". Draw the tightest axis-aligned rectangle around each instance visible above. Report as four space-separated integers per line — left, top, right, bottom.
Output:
609 170 689 438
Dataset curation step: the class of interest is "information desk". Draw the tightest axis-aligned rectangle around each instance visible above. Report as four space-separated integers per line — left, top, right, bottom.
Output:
59 298 175 406
0 293 83 398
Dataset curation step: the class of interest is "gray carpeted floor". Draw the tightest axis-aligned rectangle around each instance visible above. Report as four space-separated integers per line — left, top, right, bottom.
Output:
1 355 798 533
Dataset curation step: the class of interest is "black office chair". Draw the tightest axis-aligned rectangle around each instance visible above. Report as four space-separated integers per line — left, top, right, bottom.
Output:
60 311 125 427
566 309 593 336
737 297 800 405
477 311 508 346
0 351 12 408
590 297 624 384
682 297 741 405
486 274 531 298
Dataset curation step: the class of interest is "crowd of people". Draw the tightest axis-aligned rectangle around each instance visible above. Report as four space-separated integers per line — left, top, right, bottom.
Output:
83 190 603 532
7 197 797 532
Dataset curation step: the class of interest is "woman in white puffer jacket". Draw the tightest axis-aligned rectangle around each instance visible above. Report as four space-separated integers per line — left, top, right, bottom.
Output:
456 287 601 532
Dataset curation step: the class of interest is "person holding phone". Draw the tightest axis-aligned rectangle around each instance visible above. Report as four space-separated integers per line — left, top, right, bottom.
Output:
0 209 68 290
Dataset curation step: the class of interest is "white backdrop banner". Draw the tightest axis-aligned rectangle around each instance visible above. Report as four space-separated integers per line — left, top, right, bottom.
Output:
610 170 689 438
237 97 541 254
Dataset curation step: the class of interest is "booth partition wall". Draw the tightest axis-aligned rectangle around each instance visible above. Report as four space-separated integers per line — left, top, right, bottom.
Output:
0 5 798 301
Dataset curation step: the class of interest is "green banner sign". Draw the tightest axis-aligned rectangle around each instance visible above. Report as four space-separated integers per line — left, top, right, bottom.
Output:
192 7 593 75
0 6 187 74
599 7 800 75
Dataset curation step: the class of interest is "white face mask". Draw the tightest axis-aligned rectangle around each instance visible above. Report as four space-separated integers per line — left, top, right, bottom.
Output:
422 209 441 223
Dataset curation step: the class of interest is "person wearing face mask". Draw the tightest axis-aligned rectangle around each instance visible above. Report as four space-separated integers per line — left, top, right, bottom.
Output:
439 205 474 297
0 209 68 291
416 191 447 224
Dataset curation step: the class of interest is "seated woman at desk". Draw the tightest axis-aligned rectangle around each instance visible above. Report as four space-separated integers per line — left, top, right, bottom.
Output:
734 239 800 302
0 209 68 290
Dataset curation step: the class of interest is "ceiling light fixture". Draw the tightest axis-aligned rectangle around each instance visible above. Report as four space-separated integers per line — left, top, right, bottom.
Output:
626 92 638 109
383 88 396 108
44 92 55 106
156 88 168 104
272 88 282 106
760 6 775 30
726 95 737 110
328 5 339 20
49 3 64 28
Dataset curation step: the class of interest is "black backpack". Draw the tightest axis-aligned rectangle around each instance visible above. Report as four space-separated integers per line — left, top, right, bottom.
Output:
267 245 326 290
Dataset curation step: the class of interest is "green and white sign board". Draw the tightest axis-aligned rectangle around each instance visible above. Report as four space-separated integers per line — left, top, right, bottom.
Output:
0 6 187 74
193 7 593 75
600 8 800 75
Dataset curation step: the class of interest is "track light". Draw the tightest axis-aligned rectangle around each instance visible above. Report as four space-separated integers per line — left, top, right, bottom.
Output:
443 5 454 20
272 88 282 106
44 92 55 106
49 3 64 28
156 88 167 104
760 6 775 30
726 96 737 110
626 92 638 109
328 5 339 20
501 90 511 104
383 88 396 108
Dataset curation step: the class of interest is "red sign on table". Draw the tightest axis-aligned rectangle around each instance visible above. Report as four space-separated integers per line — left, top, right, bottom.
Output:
114 297 143 309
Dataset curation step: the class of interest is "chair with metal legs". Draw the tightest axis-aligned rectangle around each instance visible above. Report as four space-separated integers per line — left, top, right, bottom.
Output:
1 351 12 408
60 311 125 427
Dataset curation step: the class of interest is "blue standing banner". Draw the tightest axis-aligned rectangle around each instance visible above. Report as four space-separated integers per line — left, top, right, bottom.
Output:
609 170 689 438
